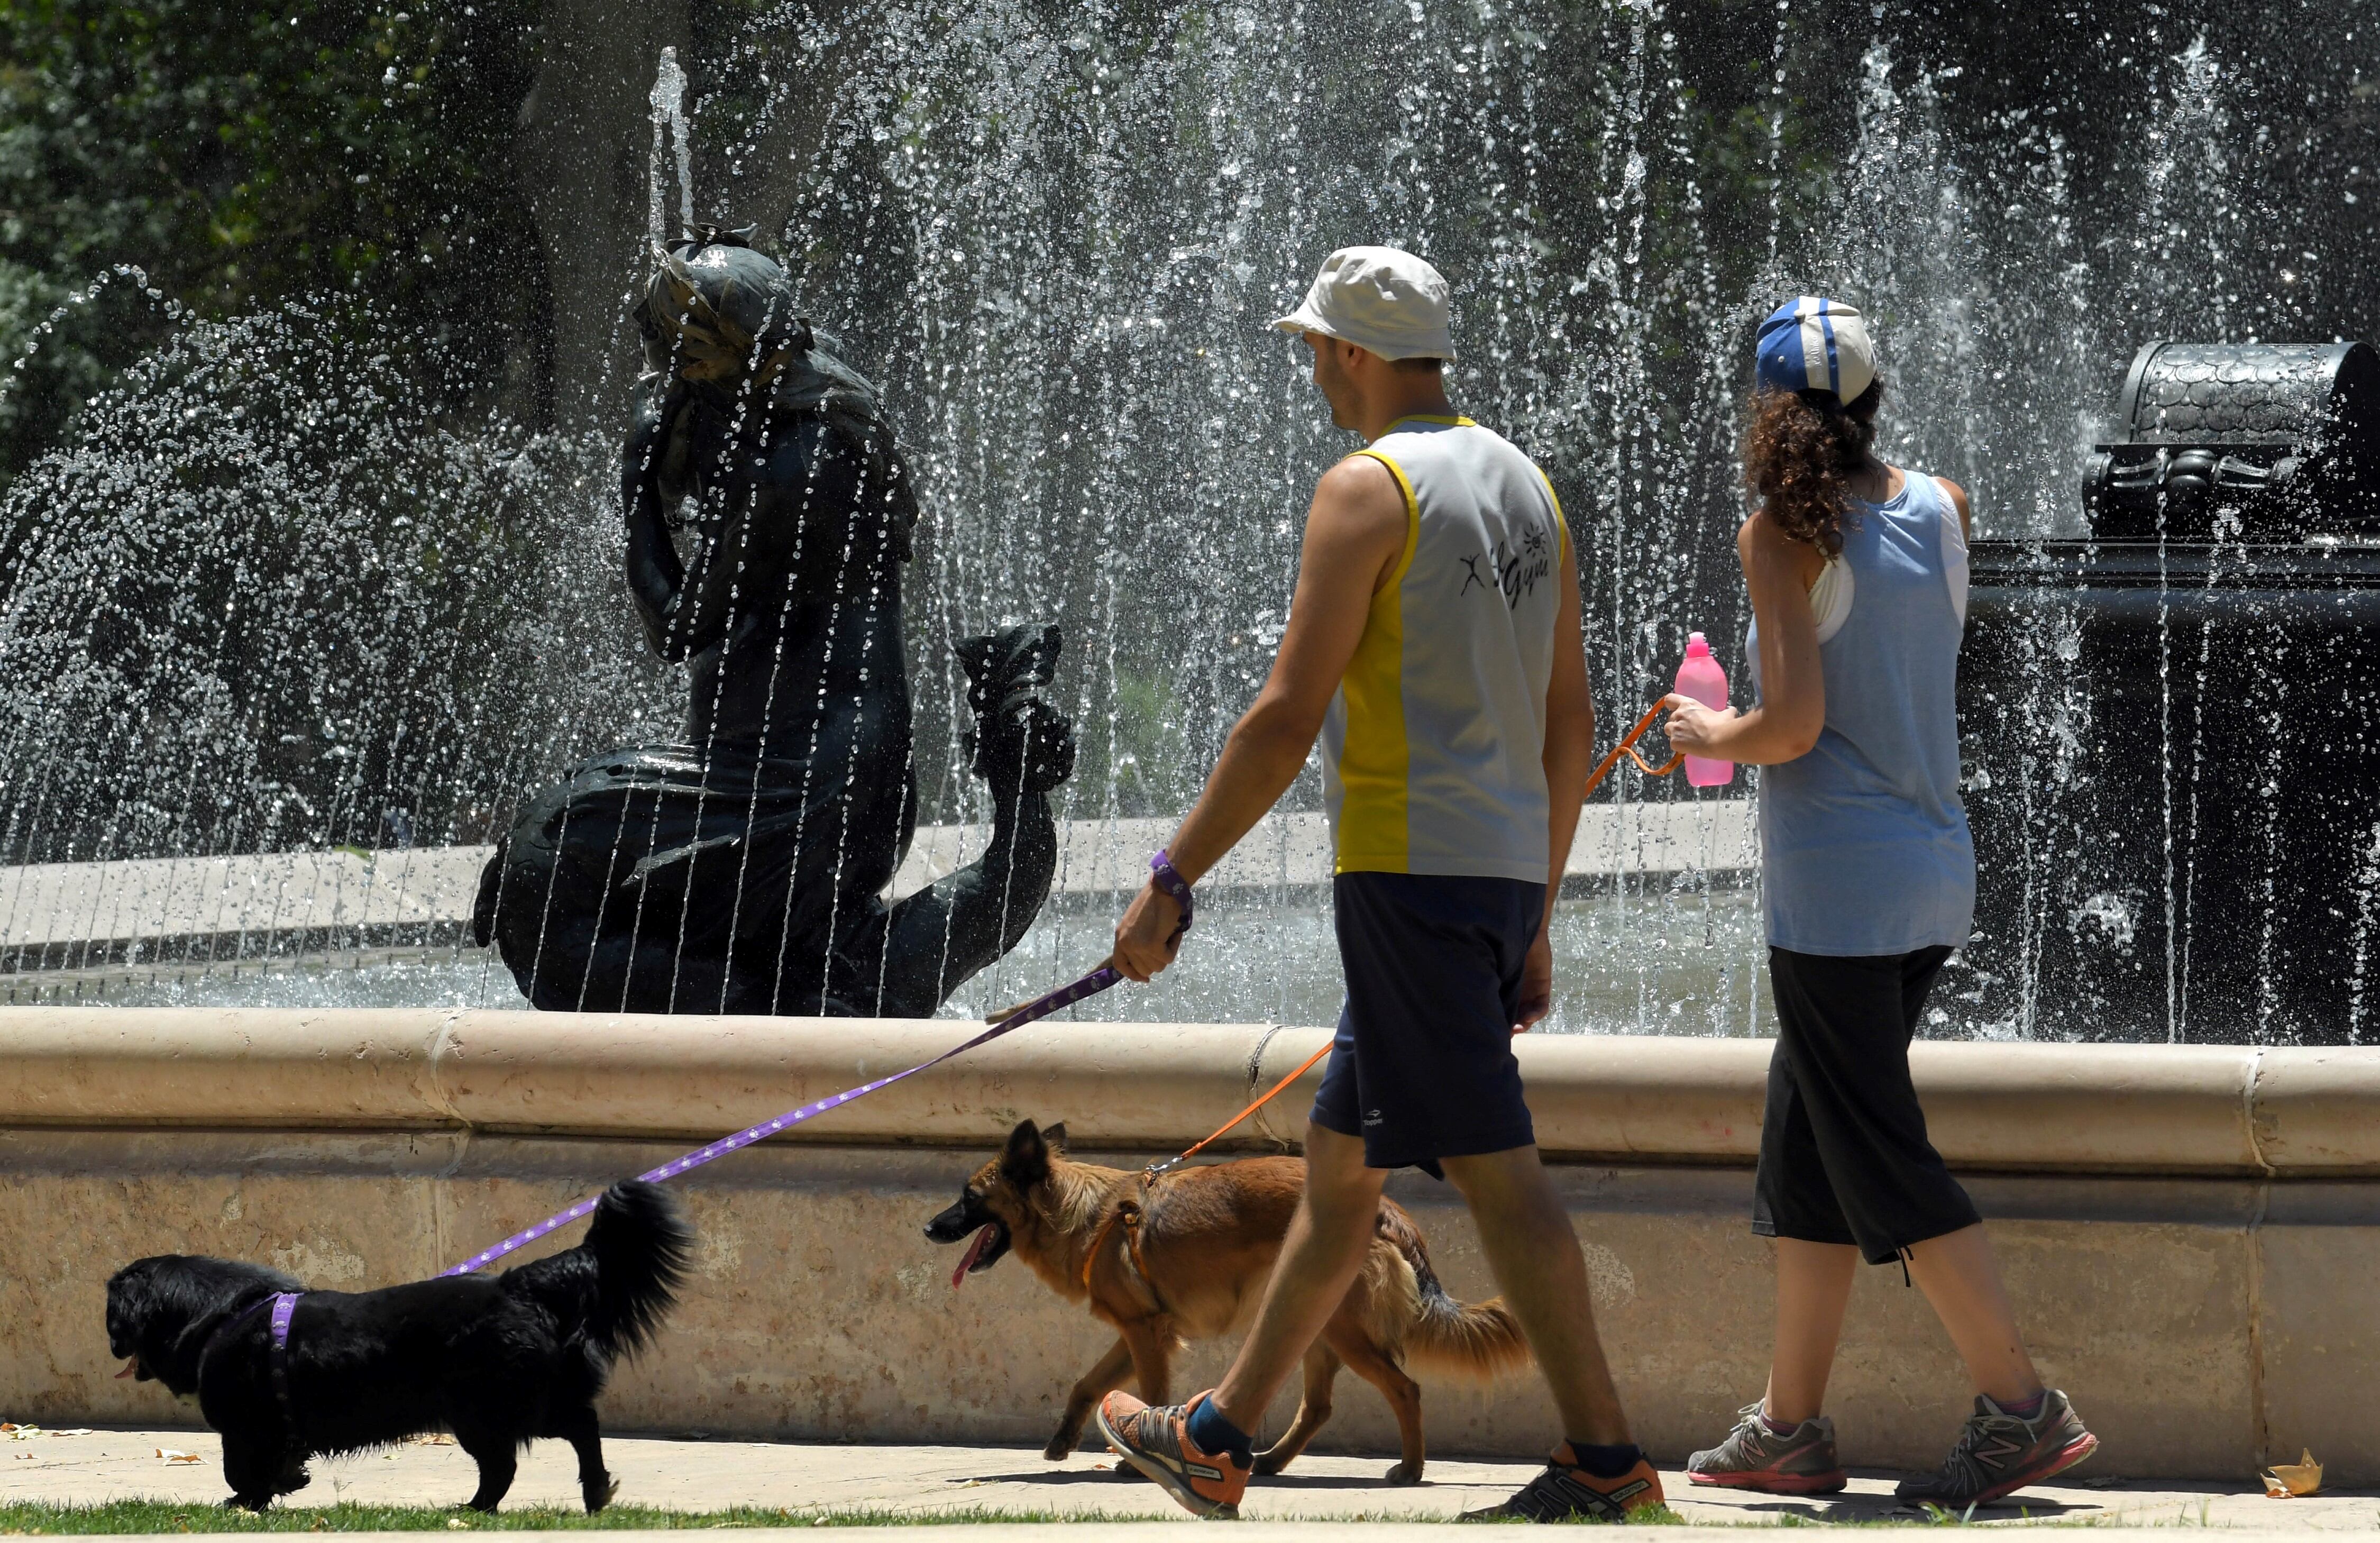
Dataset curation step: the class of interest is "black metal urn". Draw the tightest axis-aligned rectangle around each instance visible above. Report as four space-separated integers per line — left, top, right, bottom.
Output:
1955 340 2380 1044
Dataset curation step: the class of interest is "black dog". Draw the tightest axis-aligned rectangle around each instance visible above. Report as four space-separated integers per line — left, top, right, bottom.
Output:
105 1181 692 1513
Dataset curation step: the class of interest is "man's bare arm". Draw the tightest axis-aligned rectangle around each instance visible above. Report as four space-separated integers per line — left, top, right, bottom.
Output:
1515 536 1592 1028
1111 454 1409 980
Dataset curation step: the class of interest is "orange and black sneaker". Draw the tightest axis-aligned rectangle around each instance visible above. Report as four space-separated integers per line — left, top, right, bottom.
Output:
1095 1389 1251 1519
1459 1444 1667 1523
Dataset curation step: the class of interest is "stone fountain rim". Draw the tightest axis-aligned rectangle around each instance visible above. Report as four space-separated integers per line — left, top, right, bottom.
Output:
2 1007 2375 1179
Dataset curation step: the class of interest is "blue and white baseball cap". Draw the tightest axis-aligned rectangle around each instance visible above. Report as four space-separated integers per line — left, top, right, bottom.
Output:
1754 297 1875 403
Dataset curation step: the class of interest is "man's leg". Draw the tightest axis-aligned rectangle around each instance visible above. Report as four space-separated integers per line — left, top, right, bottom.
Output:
1445 1144 1667 1522
1440 1144 1630 1445
1095 1121 1382 1518
1209 1122 1385 1430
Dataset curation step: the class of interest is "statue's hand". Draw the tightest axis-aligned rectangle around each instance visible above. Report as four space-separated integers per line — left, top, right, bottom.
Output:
956 623 1074 796
968 700 1076 796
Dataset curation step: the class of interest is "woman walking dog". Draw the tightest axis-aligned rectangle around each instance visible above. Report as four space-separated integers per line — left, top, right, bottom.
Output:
1661 299 2098 1507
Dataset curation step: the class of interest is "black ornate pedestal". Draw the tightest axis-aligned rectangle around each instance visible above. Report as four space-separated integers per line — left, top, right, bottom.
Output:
1957 341 2380 1043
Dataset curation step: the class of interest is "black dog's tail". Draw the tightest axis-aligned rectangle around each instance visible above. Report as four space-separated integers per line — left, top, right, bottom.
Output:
582 1181 694 1357
507 1181 694 1363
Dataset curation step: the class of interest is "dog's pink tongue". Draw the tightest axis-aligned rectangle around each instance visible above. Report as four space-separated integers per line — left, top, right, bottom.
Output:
951 1225 996 1289
114 1358 138 1380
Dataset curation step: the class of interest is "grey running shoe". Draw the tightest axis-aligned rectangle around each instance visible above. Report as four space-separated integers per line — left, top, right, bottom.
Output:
1687 1402 1848 1494
1895 1390 2099 1508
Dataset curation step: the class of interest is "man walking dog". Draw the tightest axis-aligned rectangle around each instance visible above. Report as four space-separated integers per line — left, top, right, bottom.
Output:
1097 246 1660 1522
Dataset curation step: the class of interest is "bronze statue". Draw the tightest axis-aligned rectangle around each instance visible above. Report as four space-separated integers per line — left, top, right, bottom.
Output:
472 229 1074 1015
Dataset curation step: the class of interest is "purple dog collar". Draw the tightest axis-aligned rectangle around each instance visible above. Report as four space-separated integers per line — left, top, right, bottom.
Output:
269 1292 298 1351
1149 850 1194 943
266 1292 301 1427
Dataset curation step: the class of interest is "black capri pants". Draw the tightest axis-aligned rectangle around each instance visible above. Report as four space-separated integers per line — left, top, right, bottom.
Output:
1753 944 1982 1265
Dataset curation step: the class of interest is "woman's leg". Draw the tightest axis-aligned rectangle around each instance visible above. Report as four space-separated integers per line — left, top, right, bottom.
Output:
1881 949 2045 1405
1905 1225 2044 1405
1690 997 1861 1493
1764 1238 1859 1424
1750 965 1864 1425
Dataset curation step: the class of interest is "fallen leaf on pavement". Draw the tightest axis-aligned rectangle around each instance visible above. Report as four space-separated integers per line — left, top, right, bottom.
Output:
2263 1450 2321 1498
157 1448 203 1464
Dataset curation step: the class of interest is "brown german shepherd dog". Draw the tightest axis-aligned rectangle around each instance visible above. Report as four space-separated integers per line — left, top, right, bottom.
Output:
924 1119 1528 1484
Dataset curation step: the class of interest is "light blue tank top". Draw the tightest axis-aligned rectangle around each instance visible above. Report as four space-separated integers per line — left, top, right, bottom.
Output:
1747 470 1975 956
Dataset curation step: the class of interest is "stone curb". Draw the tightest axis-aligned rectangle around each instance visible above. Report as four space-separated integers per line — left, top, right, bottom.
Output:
3 1010 2377 1175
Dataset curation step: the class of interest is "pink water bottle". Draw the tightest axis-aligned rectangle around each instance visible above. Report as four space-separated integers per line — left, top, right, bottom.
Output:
1674 633 1734 788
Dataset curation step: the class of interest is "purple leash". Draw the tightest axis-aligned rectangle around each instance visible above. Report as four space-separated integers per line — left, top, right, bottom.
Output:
437 852 1195 1278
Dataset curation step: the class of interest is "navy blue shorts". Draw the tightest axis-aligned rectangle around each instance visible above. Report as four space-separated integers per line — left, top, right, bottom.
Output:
1310 871 1545 1173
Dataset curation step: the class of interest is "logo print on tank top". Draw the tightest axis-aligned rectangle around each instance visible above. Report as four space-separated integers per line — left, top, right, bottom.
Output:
1458 527 1551 609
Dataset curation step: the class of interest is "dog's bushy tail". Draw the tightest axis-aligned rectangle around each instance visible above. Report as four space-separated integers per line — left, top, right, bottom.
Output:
508 1181 694 1363
1378 1204 1532 1380
582 1181 694 1358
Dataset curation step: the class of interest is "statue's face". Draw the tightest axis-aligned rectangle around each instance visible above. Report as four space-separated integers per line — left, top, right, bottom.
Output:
635 240 803 394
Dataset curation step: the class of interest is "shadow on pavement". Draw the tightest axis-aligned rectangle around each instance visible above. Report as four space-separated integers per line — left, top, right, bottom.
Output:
963 1468 1154 1486
1714 1492 2101 1523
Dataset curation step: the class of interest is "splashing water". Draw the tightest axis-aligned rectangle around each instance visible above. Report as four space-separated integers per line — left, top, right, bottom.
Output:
0 4 2370 1038
648 45 696 250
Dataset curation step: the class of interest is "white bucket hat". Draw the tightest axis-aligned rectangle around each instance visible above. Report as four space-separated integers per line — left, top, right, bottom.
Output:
1270 246 1456 362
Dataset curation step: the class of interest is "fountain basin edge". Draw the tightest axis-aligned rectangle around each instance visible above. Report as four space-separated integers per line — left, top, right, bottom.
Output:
2 1008 2374 1476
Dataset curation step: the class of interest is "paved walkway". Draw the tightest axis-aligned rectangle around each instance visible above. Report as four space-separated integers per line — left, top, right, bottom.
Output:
4 1428 2374 1531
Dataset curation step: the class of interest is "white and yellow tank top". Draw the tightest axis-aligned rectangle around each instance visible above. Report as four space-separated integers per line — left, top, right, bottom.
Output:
1321 416 1569 883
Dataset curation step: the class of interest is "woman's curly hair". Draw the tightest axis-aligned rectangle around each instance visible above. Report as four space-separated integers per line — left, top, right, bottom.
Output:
1744 379 1884 555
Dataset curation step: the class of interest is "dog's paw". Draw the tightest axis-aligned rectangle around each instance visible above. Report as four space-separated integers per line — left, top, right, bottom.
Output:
585 1475 620 1514
1042 1434 1079 1462
1384 1460 1424 1487
225 1494 272 1514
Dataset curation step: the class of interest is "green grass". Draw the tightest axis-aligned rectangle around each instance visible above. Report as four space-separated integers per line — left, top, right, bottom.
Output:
0 1501 1718 1534
8 1497 2183 1533
0 1503 1160 1535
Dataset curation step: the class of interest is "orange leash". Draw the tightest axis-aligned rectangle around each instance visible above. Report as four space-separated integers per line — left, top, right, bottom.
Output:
1079 1036 1333 1294
1146 1038 1336 1184
1113 695 1684 1193
1582 700 1685 798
